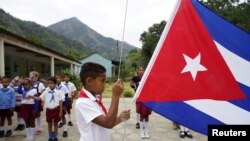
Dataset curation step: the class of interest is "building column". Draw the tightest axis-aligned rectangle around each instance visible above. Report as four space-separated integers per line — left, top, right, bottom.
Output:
50 56 54 76
0 39 5 76
70 63 73 72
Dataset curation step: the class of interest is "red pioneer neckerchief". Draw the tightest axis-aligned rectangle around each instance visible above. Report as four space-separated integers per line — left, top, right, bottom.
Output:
79 90 107 115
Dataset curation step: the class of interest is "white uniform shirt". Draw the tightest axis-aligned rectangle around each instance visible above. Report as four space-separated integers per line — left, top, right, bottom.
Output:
56 83 68 101
75 89 109 141
40 88 63 109
33 81 46 94
21 89 37 104
62 81 76 98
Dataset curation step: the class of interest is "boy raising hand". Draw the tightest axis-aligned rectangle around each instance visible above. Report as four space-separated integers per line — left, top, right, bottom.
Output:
75 62 130 141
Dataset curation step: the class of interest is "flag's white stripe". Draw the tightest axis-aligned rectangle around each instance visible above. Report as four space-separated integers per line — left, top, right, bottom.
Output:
185 100 250 124
214 41 250 87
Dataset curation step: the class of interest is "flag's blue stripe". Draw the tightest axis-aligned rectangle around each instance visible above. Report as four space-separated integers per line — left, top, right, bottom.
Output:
144 101 224 135
229 83 250 110
192 0 250 62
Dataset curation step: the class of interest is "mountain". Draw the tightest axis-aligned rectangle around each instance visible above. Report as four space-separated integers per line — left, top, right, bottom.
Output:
0 9 91 60
48 17 139 60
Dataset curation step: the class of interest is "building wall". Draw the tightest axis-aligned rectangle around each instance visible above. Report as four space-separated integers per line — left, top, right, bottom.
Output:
80 53 112 77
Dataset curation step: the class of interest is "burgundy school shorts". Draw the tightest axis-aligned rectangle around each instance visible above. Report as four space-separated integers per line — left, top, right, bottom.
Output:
137 102 152 116
20 104 35 120
46 107 61 123
0 109 13 118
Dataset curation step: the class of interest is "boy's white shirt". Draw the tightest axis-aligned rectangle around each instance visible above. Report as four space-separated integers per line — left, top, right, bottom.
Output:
75 88 110 141
62 81 76 98
21 89 37 104
39 88 63 109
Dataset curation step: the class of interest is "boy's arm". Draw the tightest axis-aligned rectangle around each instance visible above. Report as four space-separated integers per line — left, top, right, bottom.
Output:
114 109 131 126
92 79 125 129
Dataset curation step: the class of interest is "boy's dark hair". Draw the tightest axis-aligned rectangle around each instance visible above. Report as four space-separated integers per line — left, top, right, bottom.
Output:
1 76 10 81
80 62 106 86
47 77 57 84
64 73 70 77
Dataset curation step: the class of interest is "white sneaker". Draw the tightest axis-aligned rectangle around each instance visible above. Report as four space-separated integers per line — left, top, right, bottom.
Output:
140 130 145 139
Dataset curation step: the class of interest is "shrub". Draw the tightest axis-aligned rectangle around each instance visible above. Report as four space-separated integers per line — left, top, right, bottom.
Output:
123 90 133 97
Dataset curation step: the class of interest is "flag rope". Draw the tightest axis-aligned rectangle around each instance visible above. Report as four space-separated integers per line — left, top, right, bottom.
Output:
117 0 129 140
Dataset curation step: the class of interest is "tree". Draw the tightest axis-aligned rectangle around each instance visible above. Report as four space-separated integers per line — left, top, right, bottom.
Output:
139 1 249 68
200 0 250 32
140 20 166 67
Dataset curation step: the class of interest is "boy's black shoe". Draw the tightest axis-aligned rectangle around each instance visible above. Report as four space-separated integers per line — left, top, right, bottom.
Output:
0 130 4 138
68 121 73 126
58 122 64 128
14 124 21 131
53 137 58 141
63 131 68 137
185 131 193 138
179 131 185 138
136 122 140 129
5 130 12 137
48 138 53 141
19 124 25 130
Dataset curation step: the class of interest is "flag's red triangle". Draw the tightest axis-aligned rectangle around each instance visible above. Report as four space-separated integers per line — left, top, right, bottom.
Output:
137 0 246 102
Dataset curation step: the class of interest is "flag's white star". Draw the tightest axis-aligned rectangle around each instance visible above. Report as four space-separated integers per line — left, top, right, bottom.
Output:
181 53 207 81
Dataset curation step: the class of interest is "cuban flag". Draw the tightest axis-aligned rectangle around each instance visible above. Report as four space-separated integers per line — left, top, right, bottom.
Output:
133 0 250 135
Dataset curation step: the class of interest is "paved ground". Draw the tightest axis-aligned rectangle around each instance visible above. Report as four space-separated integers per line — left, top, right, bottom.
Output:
0 98 207 141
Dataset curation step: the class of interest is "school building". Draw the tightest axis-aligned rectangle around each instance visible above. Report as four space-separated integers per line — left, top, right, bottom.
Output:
79 53 120 78
0 28 81 79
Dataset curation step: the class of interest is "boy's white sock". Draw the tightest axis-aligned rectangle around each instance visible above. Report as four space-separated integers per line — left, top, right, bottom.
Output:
37 117 42 128
26 128 31 139
30 128 35 140
68 114 71 121
144 122 150 138
63 125 68 131
7 125 12 130
139 121 145 139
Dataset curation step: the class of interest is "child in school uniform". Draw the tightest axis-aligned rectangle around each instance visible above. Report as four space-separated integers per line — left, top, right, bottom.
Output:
20 78 37 141
55 74 68 138
0 76 16 138
9 76 25 131
29 71 46 134
134 67 152 139
29 77 63 141
75 62 131 141
62 73 76 126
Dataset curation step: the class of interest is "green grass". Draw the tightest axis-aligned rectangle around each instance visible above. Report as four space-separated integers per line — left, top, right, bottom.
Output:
103 81 134 97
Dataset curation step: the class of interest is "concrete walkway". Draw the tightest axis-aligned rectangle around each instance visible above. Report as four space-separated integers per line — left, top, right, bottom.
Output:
0 98 207 141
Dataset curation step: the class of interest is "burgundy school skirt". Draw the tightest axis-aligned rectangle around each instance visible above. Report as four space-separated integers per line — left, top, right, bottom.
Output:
46 106 61 123
21 104 35 120
0 109 13 117
136 102 152 116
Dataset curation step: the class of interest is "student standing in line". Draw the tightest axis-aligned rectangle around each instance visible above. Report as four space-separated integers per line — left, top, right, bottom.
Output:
61 73 77 127
28 77 63 141
75 62 130 141
55 74 68 138
20 78 37 141
29 71 46 134
9 76 25 131
0 76 16 138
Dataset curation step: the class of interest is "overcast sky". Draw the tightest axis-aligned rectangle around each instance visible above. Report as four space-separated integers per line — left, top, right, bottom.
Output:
0 0 178 48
